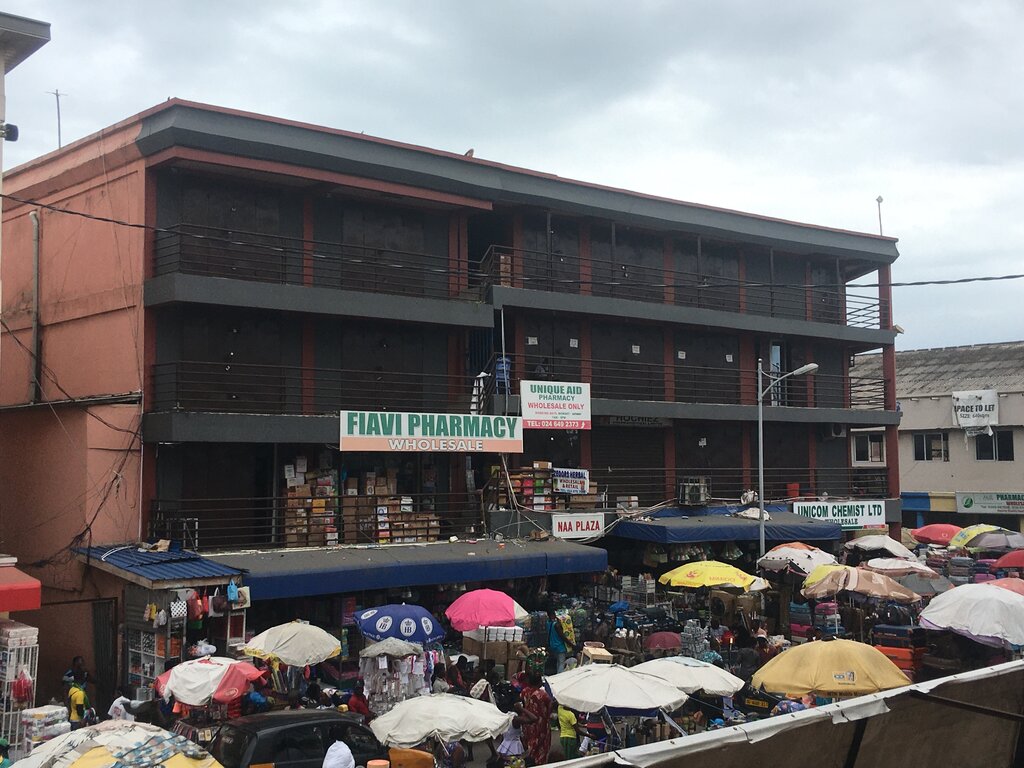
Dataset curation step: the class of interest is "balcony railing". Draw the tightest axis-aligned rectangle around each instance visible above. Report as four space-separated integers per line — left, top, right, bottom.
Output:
151 466 888 551
150 492 483 552
153 224 483 301
150 361 484 415
480 245 887 330
589 466 890 509
150 358 887 415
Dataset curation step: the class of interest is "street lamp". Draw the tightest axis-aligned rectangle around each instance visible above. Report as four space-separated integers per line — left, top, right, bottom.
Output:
757 359 818 556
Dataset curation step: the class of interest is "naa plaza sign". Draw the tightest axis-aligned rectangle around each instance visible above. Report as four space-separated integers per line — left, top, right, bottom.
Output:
339 411 523 453
519 380 591 430
552 513 605 539
793 500 886 530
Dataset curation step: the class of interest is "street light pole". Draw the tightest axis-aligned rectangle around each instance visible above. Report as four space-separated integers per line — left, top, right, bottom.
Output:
757 360 819 557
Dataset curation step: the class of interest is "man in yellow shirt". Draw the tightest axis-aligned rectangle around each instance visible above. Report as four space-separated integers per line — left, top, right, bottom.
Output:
68 671 90 729
557 704 580 759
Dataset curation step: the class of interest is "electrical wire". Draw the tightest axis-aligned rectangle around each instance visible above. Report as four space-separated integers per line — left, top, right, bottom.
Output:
0 191 1017 292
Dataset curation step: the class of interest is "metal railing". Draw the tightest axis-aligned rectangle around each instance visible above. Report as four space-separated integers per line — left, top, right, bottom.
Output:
153 224 484 301
150 492 483 552
150 361 481 414
480 245 888 329
150 358 888 415
588 466 890 509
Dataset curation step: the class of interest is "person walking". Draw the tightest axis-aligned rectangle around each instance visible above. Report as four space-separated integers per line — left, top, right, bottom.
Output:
557 704 581 760
520 670 553 767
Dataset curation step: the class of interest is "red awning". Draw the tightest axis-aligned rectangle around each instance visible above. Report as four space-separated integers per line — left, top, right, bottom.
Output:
0 567 41 612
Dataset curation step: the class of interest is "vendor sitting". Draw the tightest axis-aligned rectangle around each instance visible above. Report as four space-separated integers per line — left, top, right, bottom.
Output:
346 680 372 721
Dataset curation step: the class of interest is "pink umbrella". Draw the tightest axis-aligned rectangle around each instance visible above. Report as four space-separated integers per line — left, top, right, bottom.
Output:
445 589 528 631
990 577 1024 597
155 656 266 706
643 631 682 651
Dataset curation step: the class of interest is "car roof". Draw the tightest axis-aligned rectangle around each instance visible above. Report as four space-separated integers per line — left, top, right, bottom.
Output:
224 710 364 733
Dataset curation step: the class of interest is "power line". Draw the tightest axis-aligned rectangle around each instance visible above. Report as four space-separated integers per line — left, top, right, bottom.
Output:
1 191 1019 291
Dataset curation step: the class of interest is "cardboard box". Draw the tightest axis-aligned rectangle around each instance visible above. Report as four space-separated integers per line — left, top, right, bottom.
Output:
533 461 553 470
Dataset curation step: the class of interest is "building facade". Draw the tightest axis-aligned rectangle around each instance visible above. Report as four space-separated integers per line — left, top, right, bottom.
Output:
0 101 900 691
857 341 1024 531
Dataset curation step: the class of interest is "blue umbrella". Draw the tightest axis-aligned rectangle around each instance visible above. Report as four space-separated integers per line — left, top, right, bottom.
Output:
355 604 445 645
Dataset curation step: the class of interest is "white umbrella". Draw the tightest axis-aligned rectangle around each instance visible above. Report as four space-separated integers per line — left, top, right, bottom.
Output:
243 621 341 666
864 558 938 577
758 543 837 575
370 693 513 747
920 583 1024 648
844 535 915 560
16 721 217 768
546 664 688 713
359 638 424 658
631 656 744 696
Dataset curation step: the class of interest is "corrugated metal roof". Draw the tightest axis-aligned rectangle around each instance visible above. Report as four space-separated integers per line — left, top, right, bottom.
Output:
856 341 1024 397
76 545 242 585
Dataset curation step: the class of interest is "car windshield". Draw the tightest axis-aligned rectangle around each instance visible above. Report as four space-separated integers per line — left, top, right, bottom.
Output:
209 724 254 768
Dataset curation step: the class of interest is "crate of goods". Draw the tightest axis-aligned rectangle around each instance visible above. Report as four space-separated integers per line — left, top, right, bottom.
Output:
872 624 926 648
874 645 926 672
0 621 38 648
21 705 69 753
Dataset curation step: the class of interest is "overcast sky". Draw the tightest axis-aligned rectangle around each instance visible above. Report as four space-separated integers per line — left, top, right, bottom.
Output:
3 0 1021 350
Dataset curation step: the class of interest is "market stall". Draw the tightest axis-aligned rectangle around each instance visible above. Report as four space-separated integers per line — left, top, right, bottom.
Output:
358 638 430 714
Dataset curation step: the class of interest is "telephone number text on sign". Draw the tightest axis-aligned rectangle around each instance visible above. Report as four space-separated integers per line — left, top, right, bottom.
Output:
522 419 591 430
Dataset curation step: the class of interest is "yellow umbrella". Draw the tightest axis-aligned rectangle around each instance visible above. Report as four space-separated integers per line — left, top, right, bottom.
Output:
949 524 1002 550
17 721 221 768
803 564 852 587
658 560 759 590
752 639 910 697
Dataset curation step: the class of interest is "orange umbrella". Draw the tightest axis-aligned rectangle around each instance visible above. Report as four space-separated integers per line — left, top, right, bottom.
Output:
989 577 1024 597
802 567 921 604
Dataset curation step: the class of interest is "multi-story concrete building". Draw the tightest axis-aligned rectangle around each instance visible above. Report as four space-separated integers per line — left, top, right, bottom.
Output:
0 100 900 694
858 341 1024 531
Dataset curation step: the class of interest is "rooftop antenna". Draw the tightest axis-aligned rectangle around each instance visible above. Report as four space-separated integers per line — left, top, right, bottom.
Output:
875 195 884 236
46 89 65 148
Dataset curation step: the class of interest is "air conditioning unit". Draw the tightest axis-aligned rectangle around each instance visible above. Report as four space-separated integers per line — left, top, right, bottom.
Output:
678 476 711 506
825 423 847 440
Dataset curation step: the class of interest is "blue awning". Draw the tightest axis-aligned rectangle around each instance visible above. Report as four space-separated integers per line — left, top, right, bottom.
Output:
75 545 243 589
611 506 842 544
210 539 607 601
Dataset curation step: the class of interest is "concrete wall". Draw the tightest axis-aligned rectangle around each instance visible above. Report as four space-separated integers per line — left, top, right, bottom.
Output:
897 392 1024 494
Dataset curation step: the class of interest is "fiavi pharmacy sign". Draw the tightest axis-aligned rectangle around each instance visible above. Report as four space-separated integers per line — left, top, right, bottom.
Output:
793 500 886 530
520 381 591 430
340 411 523 453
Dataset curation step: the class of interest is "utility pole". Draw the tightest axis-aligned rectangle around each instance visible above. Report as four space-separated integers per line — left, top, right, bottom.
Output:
46 89 64 148
875 195 884 236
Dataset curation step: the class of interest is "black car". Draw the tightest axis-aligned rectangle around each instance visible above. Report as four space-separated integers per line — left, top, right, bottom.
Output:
210 710 387 768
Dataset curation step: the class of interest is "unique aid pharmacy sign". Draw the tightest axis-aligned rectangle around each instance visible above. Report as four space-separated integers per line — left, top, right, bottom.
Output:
340 411 522 453
956 492 1024 516
552 467 590 495
552 513 605 539
520 380 591 430
793 500 886 530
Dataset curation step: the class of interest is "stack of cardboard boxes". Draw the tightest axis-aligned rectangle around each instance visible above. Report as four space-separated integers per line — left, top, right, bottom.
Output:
496 461 565 512
568 481 601 509
340 469 441 545
283 460 339 547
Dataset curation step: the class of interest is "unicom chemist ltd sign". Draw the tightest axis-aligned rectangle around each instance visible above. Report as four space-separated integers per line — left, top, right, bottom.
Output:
340 411 523 453
793 500 886 530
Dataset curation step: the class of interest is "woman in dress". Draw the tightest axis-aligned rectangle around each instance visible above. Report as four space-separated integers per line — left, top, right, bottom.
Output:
494 688 537 767
519 669 553 767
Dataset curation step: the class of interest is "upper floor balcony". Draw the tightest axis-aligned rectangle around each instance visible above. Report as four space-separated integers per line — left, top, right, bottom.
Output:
152 224 484 302
148 355 890 422
480 245 889 332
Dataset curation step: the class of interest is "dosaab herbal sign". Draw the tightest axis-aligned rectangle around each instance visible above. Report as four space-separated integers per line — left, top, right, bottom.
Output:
792 500 886 530
552 513 605 539
552 468 590 495
520 381 591 430
340 411 523 453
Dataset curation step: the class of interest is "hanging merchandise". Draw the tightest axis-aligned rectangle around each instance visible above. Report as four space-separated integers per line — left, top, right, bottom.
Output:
187 592 204 621
170 600 188 620
227 581 239 602
233 587 251 610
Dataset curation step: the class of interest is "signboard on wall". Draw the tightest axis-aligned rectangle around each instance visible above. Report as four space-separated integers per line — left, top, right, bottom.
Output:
340 411 523 453
952 390 999 435
599 416 670 428
519 381 591 430
552 467 590 495
552 513 605 539
793 500 886 530
956 492 1024 516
